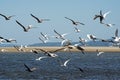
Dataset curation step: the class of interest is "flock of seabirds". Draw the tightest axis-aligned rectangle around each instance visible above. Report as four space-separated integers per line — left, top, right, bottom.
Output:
0 10 119 73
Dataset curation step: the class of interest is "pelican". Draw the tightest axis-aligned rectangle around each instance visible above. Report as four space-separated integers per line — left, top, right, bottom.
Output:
54 29 68 40
93 10 111 24
60 59 71 67
65 17 85 26
96 49 104 56
36 48 65 57
0 13 15 20
36 56 48 61
30 14 50 23
16 20 34 32
24 63 36 72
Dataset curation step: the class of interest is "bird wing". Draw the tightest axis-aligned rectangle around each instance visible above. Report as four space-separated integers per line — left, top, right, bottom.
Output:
16 20 26 31
115 29 118 37
54 29 62 37
30 14 41 23
52 47 65 53
39 37 45 43
35 48 48 53
103 11 111 18
63 59 70 66
40 32 46 39
24 64 31 72
65 17 75 23
0 14 8 19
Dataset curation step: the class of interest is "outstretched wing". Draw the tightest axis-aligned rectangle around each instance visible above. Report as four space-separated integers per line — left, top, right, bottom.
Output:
52 47 65 53
54 29 62 37
115 28 118 37
0 14 8 20
30 14 41 23
65 17 75 22
16 20 26 31
24 63 31 72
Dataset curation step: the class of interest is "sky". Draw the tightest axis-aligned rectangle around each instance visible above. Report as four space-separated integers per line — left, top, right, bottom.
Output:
0 0 120 45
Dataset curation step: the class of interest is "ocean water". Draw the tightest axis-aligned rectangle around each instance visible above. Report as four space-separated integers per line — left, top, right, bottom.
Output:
0 52 120 80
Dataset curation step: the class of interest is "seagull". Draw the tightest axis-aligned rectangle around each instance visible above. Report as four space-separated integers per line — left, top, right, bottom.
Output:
61 39 72 47
93 10 111 24
30 14 50 23
96 49 104 56
4 38 17 43
54 29 68 40
16 20 34 32
79 37 87 46
40 32 49 40
36 48 65 57
39 37 48 44
74 44 85 54
13 45 25 52
74 27 81 33
60 59 71 67
0 13 15 20
103 23 115 27
36 56 48 61
87 34 98 41
65 17 85 26
24 63 36 72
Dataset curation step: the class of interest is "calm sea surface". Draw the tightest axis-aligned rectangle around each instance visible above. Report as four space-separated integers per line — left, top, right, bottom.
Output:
0 52 120 80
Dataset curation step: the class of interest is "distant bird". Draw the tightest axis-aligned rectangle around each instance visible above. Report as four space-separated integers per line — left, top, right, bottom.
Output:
79 37 87 46
40 32 49 40
74 66 84 73
54 29 68 40
96 49 104 56
74 44 85 54
4 38 17 43
74 27 81 33
0 13 15 20
30 14 50 23
13 45 25 52
16 20 34 32
87 34 98 41
36 56 48 61
36 48 65 57
103 23 115 27
65 17 85 26
60 59 71 67
30 49 39 54
93 10 111 24
24 63 36 72
39 37 48 44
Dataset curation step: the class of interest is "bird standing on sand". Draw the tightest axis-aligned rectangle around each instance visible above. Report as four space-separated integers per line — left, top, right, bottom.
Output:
0 13 15 20
16 20 34 32
30 14 50 23
65 17 85 26
93 10 111 24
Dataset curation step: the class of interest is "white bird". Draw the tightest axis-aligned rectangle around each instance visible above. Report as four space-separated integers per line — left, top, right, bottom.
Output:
40 32 49 40
16 20 35 32
36 56 47 61
87 34 98 41
94 10 111 24
0 13 15 20
103 23 115 27
61 39 72 47
39 37 48 44
96 49 104 56
30 14 50 23
60 59 71 67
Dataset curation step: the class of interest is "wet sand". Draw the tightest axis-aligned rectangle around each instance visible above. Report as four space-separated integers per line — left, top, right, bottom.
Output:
0 46 120 52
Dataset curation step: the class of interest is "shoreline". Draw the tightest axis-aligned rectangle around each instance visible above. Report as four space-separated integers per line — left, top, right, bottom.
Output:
0 46 120 53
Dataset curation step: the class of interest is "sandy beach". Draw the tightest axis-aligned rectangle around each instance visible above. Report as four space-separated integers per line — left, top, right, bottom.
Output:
0 46 120 53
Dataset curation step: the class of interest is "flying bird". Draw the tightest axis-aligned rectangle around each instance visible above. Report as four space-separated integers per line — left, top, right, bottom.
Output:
24 63 37 72
16 20 36 32
40 32 49 40
65 17 85 26
96 49 104 56
30 14 50 23
74 27 81 33
60 59 71 67
74 44 85 54
93 10 111 24
0 13 15 20
39 37 48 44
103 23 115 27
36 56 48 61
54 29 68 40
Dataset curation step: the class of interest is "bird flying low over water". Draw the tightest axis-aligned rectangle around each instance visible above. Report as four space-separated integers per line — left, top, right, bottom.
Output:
93 10 111 24
0 13 15 20
60 59 71 67
74 44 85 54
16 20 35 32
96 49 104 56
30 14 50 23
24 63 37 72
65 17 85 26
36 56 48 61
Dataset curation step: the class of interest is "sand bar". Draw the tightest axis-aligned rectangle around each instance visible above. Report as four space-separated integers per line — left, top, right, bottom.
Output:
0 46 120 53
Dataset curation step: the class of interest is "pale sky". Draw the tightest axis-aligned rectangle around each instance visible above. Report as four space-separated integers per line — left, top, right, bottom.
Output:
0 0 120 45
